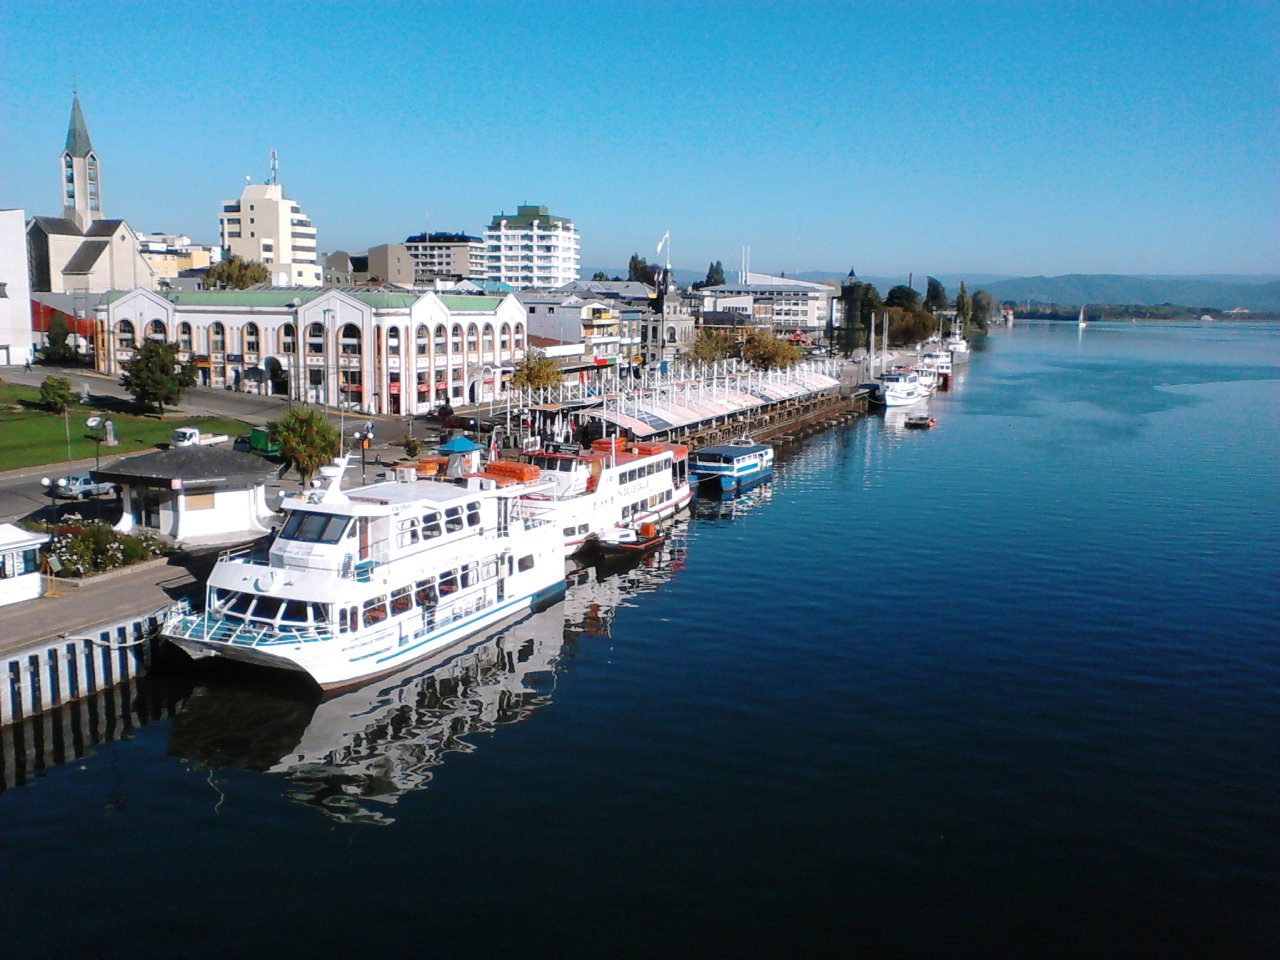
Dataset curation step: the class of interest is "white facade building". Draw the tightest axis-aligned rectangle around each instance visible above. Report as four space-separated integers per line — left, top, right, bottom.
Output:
700 272 836 333
519 292 625 360
485 204 580 289
0 209 36 366
0 524 47 607
218 182 321 286
94 288 527 414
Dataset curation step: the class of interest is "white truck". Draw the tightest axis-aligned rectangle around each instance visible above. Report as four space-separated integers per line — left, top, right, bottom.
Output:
170 427 229 447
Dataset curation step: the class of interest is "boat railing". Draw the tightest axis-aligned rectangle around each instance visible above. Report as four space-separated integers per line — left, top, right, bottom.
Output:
166 608 332 647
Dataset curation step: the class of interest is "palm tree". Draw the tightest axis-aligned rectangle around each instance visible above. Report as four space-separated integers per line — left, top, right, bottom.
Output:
273 408 339 484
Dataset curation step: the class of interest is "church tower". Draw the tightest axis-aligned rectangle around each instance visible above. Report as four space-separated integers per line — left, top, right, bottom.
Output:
60 93 101 231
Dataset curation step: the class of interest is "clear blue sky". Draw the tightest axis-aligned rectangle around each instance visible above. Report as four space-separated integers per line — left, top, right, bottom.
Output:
2 1 1276 277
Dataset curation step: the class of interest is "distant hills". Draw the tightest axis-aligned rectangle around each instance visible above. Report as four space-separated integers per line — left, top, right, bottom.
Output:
583 267 1280 312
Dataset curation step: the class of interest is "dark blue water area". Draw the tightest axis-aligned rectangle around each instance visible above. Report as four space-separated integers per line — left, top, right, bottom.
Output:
2 322 1278 959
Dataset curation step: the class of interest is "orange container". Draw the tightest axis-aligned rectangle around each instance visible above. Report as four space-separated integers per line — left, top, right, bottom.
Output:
592 437 626 454
634 442 665 456
478 472 518 487
415 456 448 477
639 522 657 538
486 459 541 482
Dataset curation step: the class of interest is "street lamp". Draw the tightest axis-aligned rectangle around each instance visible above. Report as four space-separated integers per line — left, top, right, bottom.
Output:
87 416 103 469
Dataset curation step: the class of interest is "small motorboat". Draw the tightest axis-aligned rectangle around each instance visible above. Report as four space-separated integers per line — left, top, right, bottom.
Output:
597 521 664 557
905 415 937 430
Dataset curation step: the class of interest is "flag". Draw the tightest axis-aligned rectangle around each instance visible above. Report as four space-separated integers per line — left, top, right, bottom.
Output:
656 230 669 255
489 431 499 461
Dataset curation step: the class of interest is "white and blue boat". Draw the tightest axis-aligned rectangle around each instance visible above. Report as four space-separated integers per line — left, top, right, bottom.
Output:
689 438 775 495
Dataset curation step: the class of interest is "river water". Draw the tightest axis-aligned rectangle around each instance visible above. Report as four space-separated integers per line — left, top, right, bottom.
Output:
2 322 1277 957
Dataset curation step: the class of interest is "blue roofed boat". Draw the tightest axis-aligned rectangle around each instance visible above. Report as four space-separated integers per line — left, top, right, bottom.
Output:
689 437 775 495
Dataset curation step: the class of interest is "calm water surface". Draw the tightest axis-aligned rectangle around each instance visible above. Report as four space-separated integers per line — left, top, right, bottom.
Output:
3 322 1277 958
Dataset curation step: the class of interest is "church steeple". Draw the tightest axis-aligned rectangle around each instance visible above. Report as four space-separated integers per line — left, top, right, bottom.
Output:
61 92 101 230
65 93 94 158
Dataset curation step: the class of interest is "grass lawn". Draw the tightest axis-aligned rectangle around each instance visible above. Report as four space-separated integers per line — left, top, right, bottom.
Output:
0 381 253 472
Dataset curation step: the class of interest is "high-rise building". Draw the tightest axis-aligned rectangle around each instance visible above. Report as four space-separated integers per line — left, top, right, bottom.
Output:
484 204 579 288
404 232 486 281
218 178 321 286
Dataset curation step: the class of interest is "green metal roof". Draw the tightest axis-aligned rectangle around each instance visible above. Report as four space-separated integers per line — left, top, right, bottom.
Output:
65 95 94 158
439 295 503 312
348 291 418 309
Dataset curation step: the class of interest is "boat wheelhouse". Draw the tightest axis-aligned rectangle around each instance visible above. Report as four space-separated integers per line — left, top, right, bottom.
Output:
162 458 565 689
689 438 774 495
873 369 929 407
519 437 693 552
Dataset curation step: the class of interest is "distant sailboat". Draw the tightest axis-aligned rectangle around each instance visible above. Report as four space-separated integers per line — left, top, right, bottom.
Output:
1078 306 1087 330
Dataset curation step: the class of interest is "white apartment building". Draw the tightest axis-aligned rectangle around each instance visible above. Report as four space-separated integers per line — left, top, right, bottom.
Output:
218 182 321 287
700 272 836 333
485 204 580 289
519 292 623 360
94 288 527 414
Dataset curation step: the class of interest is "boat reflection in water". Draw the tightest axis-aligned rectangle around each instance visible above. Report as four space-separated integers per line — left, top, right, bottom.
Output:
168 519 691 825
691 481 774 521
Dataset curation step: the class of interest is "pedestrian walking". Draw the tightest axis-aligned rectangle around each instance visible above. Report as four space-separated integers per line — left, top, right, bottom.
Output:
24 358 32 372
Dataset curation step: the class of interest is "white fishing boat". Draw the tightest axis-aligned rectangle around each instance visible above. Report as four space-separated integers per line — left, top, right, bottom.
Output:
945 315 970 361
518 437 693 553
162 457 566 690
873 369 929 407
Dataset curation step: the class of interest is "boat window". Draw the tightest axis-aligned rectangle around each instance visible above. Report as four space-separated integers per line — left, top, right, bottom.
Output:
461 563 478 588
362 596 388 627
467 501 481 527
440 570 458 594
280 511 350 544
281 600 308 623
481 560 498 581
445 506 464 533
422 511 442 538
415 578 438 607
517 554 534 572
311 603 330 623
252 596 283 621
339 607 348 633
211 588 235 612
390 586 413 615
563 526 576 537
229 592 254 615
578 524 589 534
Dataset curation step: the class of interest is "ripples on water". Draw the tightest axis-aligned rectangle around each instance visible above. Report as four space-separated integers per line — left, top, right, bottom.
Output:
1 322 1277 957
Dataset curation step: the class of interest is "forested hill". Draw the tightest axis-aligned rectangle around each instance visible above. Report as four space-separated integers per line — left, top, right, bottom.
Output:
983 274 1280 311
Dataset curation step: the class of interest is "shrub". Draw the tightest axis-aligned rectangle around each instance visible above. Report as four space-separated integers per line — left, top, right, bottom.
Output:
43 519 165 577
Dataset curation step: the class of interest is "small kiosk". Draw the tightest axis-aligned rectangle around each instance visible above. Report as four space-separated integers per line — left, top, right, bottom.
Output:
0 523 49 607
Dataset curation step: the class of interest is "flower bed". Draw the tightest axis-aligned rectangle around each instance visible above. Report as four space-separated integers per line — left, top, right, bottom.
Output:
33 516 166 577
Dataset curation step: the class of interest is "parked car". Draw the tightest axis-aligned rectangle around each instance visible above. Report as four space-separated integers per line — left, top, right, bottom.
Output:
170 427 229 447
50 475 117 500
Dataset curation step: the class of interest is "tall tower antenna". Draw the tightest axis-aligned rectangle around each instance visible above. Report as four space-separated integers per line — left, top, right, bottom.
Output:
269 149 278 185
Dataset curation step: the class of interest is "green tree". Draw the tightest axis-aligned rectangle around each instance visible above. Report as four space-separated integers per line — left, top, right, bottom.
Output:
590 271 609 281
740 330 802 369
971 289 994 331
859 283 884 348
885 284 922 312
510 349 563 390
955 282 973 330
203 254 270 290
119 339 196 414
627 253 650 283
702 260 725 287
273 408 340 485
688 330 736 364
38 375 75 413
924 277 947 313
45 314 76 362
885 308 936 347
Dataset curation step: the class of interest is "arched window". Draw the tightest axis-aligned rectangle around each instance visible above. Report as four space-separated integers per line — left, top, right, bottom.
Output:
450 324 463 353
434 324 447 354
307 323 324 355
667 326 677 343
499 323 511 352
244 322 260 353
387 327 400 356
279 323 295 353
146 319 166 341
482 323 494 354
178 322 192 350
416 324 429 356
210 322 226 353
117 319 135 346
514 323 525 350
466 323 479 353
340 323 361 356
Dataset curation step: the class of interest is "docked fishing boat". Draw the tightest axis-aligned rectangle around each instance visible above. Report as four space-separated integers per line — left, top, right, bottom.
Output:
597 519 664 557
161 457 566 690
689 437 774 495
872 369 929 407
518 437 693 553
945 316 970 361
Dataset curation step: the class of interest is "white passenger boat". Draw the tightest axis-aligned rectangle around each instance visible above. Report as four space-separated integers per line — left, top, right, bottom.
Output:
945 316 970 361
517 437 693 553
162 457 566 690
689 437 774 495
873 369 929 407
